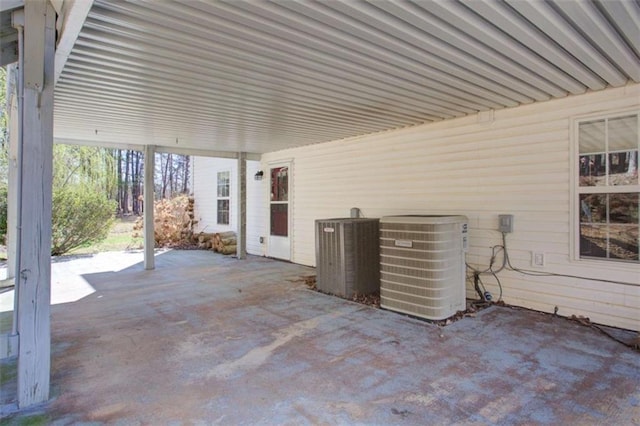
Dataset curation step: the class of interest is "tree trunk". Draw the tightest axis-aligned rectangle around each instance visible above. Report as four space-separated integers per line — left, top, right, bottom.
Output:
117 149 123 214
122 149 129 214
182 155 190 194
132 151 142 215
161 153 170 199
168 153 174 197
123 150 131 214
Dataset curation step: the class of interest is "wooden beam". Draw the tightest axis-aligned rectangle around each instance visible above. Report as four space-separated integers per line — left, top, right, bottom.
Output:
1 10 24 68
6 66 19 280
0 333 19 358
23 0 46 91
54 0 93 85
54 137 143 152
55 138 262 161
236 152 247 260
0 39 19 67
155 145 261 161
0 0 23 13
16 0 56 408
143 145 155 270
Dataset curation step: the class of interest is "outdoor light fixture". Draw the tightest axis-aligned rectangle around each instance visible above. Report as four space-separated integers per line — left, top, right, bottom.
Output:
254 170 264 180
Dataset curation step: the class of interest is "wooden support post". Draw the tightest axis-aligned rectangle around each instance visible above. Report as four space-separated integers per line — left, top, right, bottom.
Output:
6 66 19 280
16 1 56 408
236 152 247 259
144 145 155 270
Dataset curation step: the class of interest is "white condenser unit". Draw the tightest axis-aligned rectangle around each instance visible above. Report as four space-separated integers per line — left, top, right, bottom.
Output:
380 215 468 320
315 218 380 298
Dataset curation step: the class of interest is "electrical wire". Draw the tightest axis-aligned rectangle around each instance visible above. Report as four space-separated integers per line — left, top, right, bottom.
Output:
472 273 486 300
590 324 639 350
467 234 637 287
502 304 638 350
467 241 506 301
469 232 637 349
500 232 638 286
466 244 507 275
467 230 637 306
490 270 503 302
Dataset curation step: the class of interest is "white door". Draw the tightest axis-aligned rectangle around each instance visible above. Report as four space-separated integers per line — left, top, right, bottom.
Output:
268 162 291 260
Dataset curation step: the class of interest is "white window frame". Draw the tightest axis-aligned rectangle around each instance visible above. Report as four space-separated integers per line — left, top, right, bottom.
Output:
571 109 639 264
217 170 230 225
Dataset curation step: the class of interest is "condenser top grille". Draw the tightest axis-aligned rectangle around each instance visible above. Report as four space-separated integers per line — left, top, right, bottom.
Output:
380 215 468 225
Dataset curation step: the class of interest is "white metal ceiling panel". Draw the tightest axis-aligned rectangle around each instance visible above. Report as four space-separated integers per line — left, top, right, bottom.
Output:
505 0 630 86
551 0 640 82
52 0 640 154
462 0 607 91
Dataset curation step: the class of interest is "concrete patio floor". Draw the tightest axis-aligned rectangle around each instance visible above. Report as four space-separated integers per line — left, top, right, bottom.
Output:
1 250 639 425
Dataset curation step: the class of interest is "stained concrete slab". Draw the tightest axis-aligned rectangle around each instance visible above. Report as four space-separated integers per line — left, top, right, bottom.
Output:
1 250 639 425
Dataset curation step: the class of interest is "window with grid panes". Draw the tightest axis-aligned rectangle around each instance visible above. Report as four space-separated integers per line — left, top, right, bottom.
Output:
217 171 230 225
576 113 639 263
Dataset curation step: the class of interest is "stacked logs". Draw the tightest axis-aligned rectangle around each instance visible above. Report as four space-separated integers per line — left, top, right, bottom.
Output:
213 231 237 255
181 197 196 243
132 195 196 247
195 231 237 255
196 232 215 250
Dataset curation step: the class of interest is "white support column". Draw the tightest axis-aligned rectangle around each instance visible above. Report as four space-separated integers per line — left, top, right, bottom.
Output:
16 1 56 408
236 152 247 259
144 145 155 270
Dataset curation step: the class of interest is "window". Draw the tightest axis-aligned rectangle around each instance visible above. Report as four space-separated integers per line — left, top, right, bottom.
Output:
577 113 639 262
217 171 230 225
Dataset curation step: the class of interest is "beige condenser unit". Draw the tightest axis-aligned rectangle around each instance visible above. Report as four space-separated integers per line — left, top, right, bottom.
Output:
380 215 468 320
315 218 380 298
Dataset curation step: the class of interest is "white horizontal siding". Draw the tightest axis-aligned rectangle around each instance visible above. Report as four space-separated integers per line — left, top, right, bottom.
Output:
193 157 235 234
192 157 266 256
246 161 267 256
262 84 640 331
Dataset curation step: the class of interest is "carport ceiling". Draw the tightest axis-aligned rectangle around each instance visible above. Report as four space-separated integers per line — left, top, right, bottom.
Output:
53 0 640 154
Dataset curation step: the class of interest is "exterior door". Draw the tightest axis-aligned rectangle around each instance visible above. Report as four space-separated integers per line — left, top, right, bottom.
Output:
268 163 291 260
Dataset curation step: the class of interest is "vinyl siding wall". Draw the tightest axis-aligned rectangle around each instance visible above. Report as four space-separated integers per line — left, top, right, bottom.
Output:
192 157 266 256
261 84 640 331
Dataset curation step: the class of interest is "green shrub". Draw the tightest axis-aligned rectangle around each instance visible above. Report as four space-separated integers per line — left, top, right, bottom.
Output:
51 185 116 256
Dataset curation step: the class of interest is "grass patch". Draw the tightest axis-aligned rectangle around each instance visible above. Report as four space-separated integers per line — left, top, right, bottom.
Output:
69 216 142 255
0 414 51 426
0 217 142 258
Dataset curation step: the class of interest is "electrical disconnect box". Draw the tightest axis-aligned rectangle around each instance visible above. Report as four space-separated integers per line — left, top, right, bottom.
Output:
499 214 514 233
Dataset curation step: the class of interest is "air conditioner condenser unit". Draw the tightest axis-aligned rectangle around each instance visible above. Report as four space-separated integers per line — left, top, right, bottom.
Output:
379 215 468 320
315 218 380 298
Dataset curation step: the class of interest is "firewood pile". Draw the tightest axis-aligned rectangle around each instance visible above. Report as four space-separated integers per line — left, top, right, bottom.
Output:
182 196 196 243
195 231 237 255
196 232 214 250
132 195 237 255
133 195 197 247
214 231 237 254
